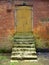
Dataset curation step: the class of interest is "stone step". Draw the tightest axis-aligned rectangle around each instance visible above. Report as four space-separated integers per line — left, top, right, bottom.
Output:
12 49 36 52
11 48 37 62
12 47 36 51
11 33 37 62
11 50 37 55
13 43 35 47
12 50 36 52
13 39 34 42
13 41 34 44
11 55 37 58
14 41 35 43
14 33 33 35
14 34 34 38
10 59 37 62
13 46 35 48
14 43 35 47
12 51 36 54
13 44 35 48
12 53 37 56
14 35 34 38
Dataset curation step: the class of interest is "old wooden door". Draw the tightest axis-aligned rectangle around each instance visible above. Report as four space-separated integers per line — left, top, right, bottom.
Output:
15 6 33 33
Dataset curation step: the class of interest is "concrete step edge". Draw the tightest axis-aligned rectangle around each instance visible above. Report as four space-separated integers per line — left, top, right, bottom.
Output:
11 55 37 58
10 60 38 62
12 51 36 54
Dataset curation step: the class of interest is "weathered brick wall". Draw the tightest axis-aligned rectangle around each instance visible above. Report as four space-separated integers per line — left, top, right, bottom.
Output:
0 2 14 37
33 1 49 38
33 0 49 48
0 0 49 50
33 1 49 27
0 2 14 50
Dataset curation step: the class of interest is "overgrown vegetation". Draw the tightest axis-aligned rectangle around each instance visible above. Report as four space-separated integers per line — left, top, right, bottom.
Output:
34 33 49 49
0 49 12 53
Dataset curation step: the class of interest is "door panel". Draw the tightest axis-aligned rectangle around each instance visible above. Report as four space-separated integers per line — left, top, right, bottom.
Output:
15 6 32 33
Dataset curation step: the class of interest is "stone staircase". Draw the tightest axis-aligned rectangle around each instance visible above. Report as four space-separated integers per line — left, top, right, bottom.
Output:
11 33 37 62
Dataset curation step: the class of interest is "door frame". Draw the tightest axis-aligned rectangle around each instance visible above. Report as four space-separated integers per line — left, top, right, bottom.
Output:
14 5 33 33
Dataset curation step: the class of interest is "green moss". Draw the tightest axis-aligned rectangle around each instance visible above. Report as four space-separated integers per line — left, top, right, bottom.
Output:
0 49 12 53
10 62 17 65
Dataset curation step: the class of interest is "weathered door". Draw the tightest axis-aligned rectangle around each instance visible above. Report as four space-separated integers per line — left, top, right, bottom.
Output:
15 6 33 33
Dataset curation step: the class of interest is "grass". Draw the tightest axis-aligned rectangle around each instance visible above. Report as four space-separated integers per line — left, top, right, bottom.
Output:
0 53 10 65
10 62 38 65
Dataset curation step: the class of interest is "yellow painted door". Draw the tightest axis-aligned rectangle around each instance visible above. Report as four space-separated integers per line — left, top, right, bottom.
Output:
15 6 32 33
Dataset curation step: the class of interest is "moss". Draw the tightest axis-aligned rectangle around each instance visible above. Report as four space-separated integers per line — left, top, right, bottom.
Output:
0 49 12 53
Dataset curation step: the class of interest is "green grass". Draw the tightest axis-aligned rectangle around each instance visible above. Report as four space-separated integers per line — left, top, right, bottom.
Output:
0 54 10 65
10 62 39 65
0 56 7 60
10 62 18 65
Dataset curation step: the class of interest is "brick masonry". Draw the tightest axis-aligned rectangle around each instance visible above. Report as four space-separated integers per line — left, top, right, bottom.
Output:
0 0 49 49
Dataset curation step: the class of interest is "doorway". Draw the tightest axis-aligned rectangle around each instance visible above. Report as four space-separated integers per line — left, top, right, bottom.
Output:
15 6 33 33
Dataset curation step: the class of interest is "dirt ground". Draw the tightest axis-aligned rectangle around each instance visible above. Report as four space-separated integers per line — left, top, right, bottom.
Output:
0 52 49 65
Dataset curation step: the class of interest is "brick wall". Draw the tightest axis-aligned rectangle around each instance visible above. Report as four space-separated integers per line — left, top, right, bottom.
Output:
0 0 49 49
33 1 49 39
33 1 49 27
0 2 15 50
0 2 14 37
